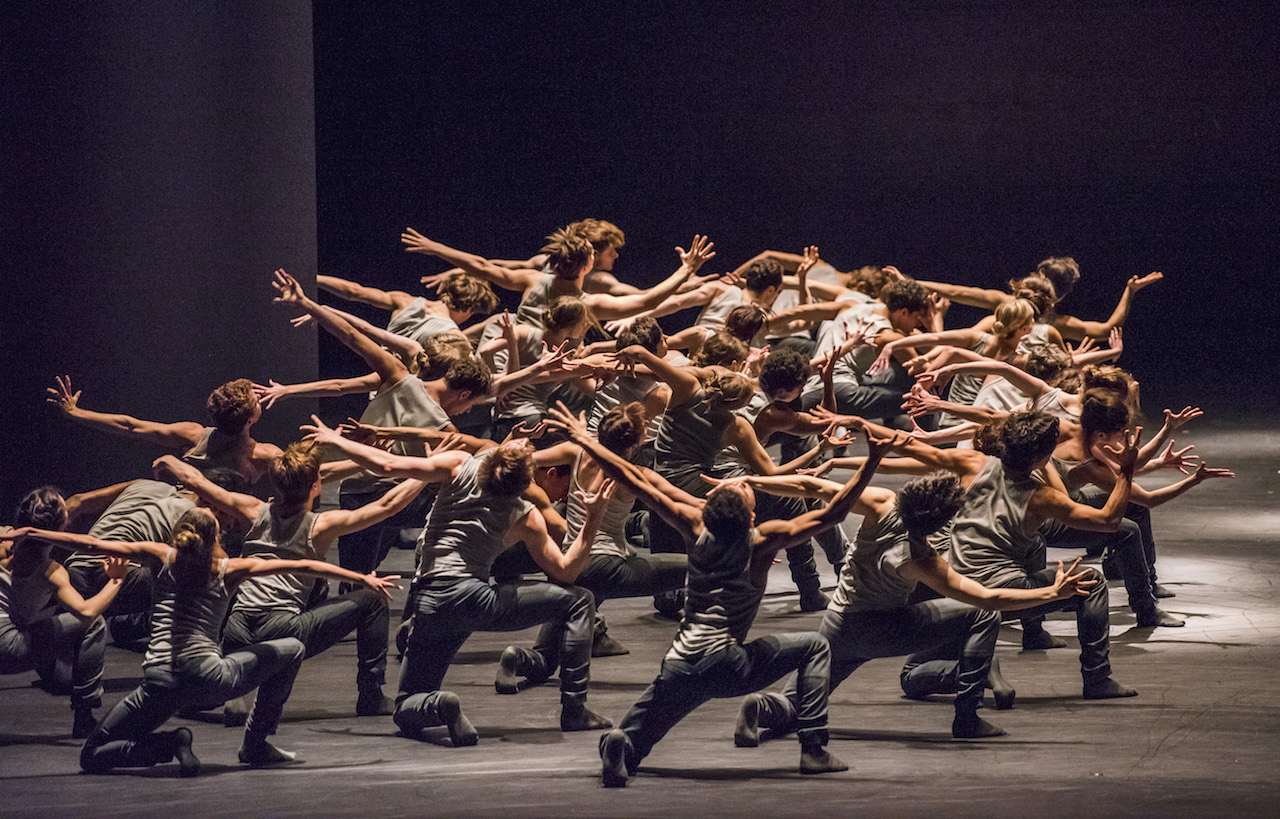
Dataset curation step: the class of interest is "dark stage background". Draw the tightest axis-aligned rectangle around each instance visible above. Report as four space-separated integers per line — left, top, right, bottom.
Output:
312 0 1279 421
2 2 319 514
4 2 1277 516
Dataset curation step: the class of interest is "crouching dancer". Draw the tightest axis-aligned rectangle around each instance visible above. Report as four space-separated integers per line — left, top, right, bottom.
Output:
16 510 398 775
719 471 1095 743
547 403 891 787
303 417 614 745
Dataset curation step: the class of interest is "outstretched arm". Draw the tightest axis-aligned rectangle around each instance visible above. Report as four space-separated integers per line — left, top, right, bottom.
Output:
902 556 1095 611
226 557 400 601
272 269 408 387
1055 272 1162 340
915 280 1008 311
401 228 543 293
585 236 716 321
515 481 615 584
298 304 423 363
312 478 429 550
253 373 382 409
47 376 204 450
316 274 413 312
613 345 703 407
152 455 262 530
303 416 470 481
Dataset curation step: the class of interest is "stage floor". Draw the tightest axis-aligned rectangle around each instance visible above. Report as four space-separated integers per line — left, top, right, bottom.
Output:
3 421 1278 817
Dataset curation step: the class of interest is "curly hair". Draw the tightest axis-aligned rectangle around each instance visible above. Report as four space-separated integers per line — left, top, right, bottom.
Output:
881 279 930 314
976 410 1059 474
702 485 753 543
616 316 663 353
206 379 258 435
691 331 748 368
897 472 964 542
758 348 809 399
414 331 472 379
1009 274 1057 317
443 356 493 398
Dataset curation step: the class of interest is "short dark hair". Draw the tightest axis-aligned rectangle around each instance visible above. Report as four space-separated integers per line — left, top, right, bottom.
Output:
444 356 493 397
14 486 67 531
202 467 251 496
758 349 809 398
724 305 767 343
881 279 930 314
616 316 663 353
543 229 594 280
270 441 320 506
897 472 964 541
743 259 784 293
978 410 1059 473
702 485 753 543
1080 391 1130 444
479 447 533 498
206 379 257 435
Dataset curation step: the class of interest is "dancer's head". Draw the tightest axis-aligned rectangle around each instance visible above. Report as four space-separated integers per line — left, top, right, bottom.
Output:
414 331 472 380
1036 257 1080 302
480 441 535 498
568 218 625 272
270 441 321 507
976 410 1060 475
615 316 666 357
439 357 493 415
897 472 965 555
1021 342 1072 386
691 332 748 369
544 296 590 346
9 486 68 566
991 298 1037 341
703 483 756 543
543 228 595 282
881 279 931 333
1008 274 1057 317
598 402 647 460
701 370 754 411
742 259 784 300
169 508 222 590
758 348 809 403
207 379 260 436
1079 390 1131 450
724 305 767 345
438 273 499 319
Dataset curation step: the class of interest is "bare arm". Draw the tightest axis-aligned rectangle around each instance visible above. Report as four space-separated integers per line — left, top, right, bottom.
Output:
1054 272 1162 340
312 478 429 549
152 455 262 530
64 480 139 527
585 236 716 321
253 372 382 409
303 416 471 482
47 376 204 450
316 274 410 311
901 555 1093 611
724 417 832 476
401 227 543 293
313 304 423 363
226 557 399 601
48 557 128 619
915 280 1007 311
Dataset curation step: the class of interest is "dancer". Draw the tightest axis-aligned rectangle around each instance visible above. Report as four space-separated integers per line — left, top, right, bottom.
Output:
47 376 280 486
546 405 892 787
16 509 398 775
712 471 1095 742
1 490 129 737
302 418 614 742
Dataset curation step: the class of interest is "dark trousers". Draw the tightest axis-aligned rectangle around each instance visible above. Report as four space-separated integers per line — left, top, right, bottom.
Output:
1044 489 1158 617
997 567 1112 684
393 577 595 731
774 599 998 729
223 588 389 694
0 613 107 710
80 638 304 772
64 562 153 652
336 484 433 576
613 633 832 768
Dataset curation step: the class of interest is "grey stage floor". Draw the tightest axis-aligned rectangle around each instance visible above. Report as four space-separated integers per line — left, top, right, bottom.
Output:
2 421 1278 817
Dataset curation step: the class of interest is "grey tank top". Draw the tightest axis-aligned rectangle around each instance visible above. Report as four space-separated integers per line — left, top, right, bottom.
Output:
491 327 549 420
1032 388 1079 423
805 303 889 393
831 508 919 613
666 528 764 662
653 390 736 488
1016 322 1055 355
182 427 252 481
345 375 451 493
765 262 844 341
562 475 635 559
416 452 534 582
515 270 573 329
67 481 194 569
587 373 661 441
232 504 320 615
386 298 460 348
695 286 744 330
947 457 1043 587
0 565 57 626
711 391 769 474
143 551 230 672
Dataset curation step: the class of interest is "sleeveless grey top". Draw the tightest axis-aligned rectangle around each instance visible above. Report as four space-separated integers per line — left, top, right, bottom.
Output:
386 298 460 348
666 527 763 662
182 427 252 481
804 303 889 392
0 564 57 627
711 391 769 475
143 551 231 672
587 372 661 440
831 508 919 613
653 390 737 488
562 476 635 560
1016 322 1055 355
232 504 320 615
66 481 193 569
1032 388 1079 423
515 270 573 329
416 452 535 582
345 375 451 493
694 286 744 330
947 457 1043 587
491 327 548 420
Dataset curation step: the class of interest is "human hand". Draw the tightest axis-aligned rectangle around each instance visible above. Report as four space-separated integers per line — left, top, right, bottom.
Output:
300 414 344 447
103 555 131 582
1127 271 1163 293
676 234 716 273
1164 406 1203 432
419 271 449 291
289 313 316 330
797 245 820 278
364 572 403 603
545 401 591 440
252 380 288 410
1101 426 1141 476
46 375 81 415
1052 558 1097 598
865 426 910 460
1190 463 1235 484
401 227 433 254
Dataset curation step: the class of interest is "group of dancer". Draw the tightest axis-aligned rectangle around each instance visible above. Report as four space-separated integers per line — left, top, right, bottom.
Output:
2 218 1232 786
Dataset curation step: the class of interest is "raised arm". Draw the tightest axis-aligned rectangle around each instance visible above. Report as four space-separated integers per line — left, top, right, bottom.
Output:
613 345 703 407
306 304 423 363
47 376 204 450
272 269 408 387
585 236 716 321
1055 272 1162 340
312 478 428 549
1031 429 1138 531
724 417 834 476
152 455 261 530
401 227 543 293
868 328 984 376
516 481 615 584
303 416 470 481
64 480 140 527
546 404 702 544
